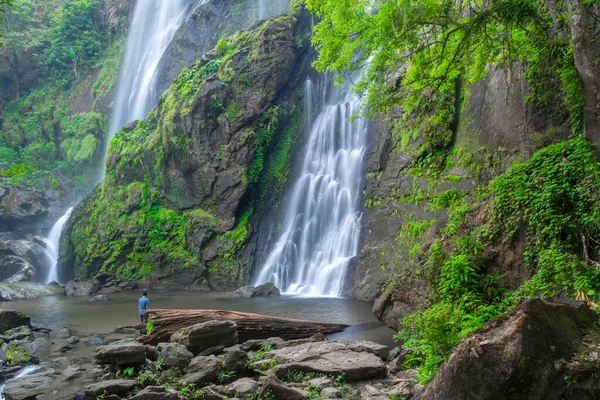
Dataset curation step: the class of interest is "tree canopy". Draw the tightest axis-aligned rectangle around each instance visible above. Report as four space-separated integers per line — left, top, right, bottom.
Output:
306 0 600 142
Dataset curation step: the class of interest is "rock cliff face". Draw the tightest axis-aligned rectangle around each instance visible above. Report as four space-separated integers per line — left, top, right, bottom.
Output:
352 66 570 326
59 8 313 289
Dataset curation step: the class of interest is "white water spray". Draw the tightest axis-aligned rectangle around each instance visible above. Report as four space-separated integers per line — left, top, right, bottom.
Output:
0 365 41 399
102 0 190 178
254 78 367 297
44 207 73 284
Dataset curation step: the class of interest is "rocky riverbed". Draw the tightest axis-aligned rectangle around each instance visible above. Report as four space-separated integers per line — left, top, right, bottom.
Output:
0 297 598 399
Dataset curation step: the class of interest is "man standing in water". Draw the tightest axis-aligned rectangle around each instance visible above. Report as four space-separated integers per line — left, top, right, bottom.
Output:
139 291 150 323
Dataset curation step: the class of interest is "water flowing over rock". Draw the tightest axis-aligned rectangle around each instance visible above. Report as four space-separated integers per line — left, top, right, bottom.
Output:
3 371 52 400
104 0 190 166
254 78 367 297
43 207 73 284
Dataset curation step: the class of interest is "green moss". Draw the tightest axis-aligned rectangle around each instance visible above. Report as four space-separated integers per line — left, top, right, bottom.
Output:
396 137 600 383
5 345 31 366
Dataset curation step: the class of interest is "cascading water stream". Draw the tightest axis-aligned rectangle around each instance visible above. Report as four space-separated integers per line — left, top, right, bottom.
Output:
0 365 41 399
43 0 190 283
254 78 367 297
102 0 190 174
44 207 73 284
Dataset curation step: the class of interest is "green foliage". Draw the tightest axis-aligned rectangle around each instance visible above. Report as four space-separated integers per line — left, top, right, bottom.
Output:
396 138 600 383
145 318 154 335
5 345 30 366
217 369 235 383
44 0 107 82
0 162 35 177
306 0 584 134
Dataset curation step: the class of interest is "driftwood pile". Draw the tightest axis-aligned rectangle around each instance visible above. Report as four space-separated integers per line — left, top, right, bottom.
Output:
131 309 349 344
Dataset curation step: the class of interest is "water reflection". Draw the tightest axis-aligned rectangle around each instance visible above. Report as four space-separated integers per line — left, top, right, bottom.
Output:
6 291 396 346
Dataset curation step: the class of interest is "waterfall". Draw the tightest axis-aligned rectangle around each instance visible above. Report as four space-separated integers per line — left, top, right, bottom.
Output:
101 0 190 179
43 0 190 282
0 363 41 399
254 78 368 297
44 208 73 284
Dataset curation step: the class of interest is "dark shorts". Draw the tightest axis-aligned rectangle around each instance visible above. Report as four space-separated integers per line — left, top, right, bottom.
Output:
140 313 148 323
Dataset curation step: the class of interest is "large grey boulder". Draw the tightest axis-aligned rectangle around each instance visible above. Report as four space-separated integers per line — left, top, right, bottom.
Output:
88 294 110 302
0 310 30 334
183 354 221 384
128 385 181 400
85 379 135 397
0 256 35 282
95 338 147 366
266 341 387 381
226 377 260 397
415 298 600 400
1 325 33 342
0 282 64 299
3 373 53 400
158 342 194 370
230 282 281 298
65 280 101 297
257 375 306 400
171 320 238 354
222 349 250 374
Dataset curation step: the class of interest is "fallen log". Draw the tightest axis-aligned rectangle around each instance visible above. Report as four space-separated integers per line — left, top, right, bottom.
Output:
130 309 349 345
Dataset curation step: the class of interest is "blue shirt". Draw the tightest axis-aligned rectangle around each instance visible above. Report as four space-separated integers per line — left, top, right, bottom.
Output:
139 296 149 315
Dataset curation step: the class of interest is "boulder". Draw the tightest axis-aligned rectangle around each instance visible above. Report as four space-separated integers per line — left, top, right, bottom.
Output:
3 373 53 400
257 375 306 400
320 387 343 398
0 282 64 299
415 298 599 400
0 310 30 334
222 349 250 374
95 273 116 285
1 326 33 342
275 333 326 349
129 385 181 400
158 342 194 370
386 381 413 398
88 336 109 346
95 338 147 366
30 322 51 335
267 341 387 381
0 256 35 282
171 320 238 354
240 337 284 352
183 355 221 383
85 379 135 397
88 294 110 302
57 327 71 338
230 282 281 298
145 345 159 361
65 280 101 297
226 377 260 397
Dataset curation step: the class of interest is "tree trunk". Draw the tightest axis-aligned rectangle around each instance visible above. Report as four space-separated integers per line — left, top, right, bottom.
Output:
130 309 349 345
567 0 600 147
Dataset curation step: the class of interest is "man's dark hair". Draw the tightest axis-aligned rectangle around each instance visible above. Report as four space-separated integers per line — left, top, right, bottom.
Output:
142 291 148 296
